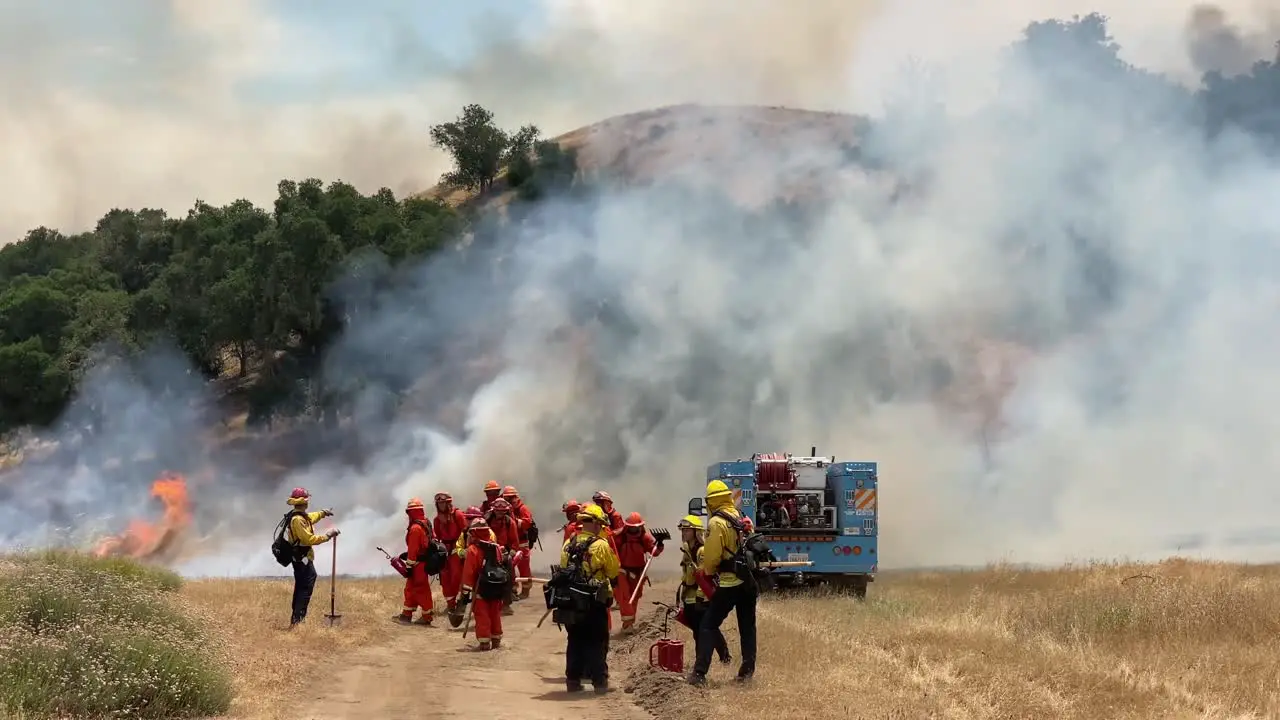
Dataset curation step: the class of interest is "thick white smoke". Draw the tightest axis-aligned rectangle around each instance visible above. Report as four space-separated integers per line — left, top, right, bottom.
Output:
7 0 1280 577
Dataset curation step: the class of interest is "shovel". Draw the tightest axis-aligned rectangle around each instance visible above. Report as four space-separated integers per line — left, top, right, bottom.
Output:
324 535 343 627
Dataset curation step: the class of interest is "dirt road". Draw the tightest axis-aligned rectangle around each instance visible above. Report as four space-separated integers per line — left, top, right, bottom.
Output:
296 599 655 720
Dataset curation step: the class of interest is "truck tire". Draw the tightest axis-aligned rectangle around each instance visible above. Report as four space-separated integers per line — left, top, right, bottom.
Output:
831 575 868 601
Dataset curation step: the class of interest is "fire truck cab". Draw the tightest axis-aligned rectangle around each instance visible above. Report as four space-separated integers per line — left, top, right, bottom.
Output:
687 448 878 598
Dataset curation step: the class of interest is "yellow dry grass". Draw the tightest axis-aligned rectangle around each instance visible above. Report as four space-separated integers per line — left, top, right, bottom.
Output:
181 575 404 720
619 559 1280 720
180 559 1280 720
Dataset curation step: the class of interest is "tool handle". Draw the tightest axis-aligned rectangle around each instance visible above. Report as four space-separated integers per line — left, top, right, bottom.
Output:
629 555 654 605
330 536 338 612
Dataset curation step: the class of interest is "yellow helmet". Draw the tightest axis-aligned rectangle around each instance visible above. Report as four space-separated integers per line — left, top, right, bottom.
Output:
678 515 704 530
576 503 608 524
706 479 732 499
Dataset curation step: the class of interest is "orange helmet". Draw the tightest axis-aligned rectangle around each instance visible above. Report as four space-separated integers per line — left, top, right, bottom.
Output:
592 490 613 505
490 498 511 513
502 485 519 499
405 497 425 511
484 480 501 493
434 492 452 504
624 511 644 527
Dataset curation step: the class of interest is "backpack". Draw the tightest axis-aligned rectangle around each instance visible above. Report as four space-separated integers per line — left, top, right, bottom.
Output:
409 520 450 575
544 537 604 621
270 511 306 567
476 544 511 601
712 510 776 586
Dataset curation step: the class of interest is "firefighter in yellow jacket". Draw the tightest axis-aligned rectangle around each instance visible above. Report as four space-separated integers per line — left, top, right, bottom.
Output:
677 515 730 665
560 503 620 694
283 487 339 627
689 480 757 686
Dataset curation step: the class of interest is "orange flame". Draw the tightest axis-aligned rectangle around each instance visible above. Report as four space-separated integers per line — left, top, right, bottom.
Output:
91 472 193 560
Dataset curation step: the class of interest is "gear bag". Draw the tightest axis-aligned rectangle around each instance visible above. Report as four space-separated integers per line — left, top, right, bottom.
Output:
409 520 450 575
477 544 512 601
712 510 776 586
270 511 306 567
544 537 606 626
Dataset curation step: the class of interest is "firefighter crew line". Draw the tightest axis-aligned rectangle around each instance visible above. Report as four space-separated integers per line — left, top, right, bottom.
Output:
272 480 767 687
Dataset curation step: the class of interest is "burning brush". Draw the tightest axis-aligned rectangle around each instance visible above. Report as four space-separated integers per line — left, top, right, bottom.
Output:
91 472 193 561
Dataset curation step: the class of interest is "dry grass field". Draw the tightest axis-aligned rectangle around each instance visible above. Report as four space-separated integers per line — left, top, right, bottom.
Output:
6 555 1280 719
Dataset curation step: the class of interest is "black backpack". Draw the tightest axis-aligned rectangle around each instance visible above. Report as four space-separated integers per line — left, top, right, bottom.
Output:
409 520 450 576
476 544 512 600
712 510 776 585
270 511 306 567
544 538 602 611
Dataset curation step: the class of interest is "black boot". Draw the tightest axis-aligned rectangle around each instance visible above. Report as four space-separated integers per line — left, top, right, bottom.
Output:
566 679 584 692
687 672 707 687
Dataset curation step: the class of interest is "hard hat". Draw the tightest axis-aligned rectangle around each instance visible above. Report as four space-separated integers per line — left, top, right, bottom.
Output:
405 497 424 511
577 504 608 524
624 511 645 527
502 485 519 498
742 517 754 532
464 506 484 519
468 518 489 529
592 490 613 504
484 480 501 492
706 480 732 499
491 498 511 513
289 487 310 499
434 492 452 504
678 515 704 530
562 499 579 512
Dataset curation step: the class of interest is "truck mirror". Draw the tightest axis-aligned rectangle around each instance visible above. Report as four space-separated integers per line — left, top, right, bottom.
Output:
687 497 705 515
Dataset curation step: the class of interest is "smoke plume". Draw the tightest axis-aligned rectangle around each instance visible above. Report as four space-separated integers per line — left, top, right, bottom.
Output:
7 0 1280 577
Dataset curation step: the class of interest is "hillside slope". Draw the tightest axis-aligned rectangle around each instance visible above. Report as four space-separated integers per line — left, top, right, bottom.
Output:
423 103 875 210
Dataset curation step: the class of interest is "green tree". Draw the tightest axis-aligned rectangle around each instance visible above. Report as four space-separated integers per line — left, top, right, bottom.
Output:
429 104 512 192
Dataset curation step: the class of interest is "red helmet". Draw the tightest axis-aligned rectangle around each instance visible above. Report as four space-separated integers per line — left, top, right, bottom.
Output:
290 487 310 499
490 498 511 513
464 506 483 519
592 490 613 504
624 511 644 527
434 492 452 504
742 517 754 532
405 497 425 511
563 500 581 516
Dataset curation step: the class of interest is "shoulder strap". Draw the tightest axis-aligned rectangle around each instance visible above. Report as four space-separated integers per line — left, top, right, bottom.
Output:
276 510 303 539
713 509 744 532
411 518 431 535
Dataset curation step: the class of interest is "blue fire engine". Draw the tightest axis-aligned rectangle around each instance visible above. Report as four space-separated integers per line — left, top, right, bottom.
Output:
687 448 877 598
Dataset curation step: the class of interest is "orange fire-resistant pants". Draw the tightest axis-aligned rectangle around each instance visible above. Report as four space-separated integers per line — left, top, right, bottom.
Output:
615 568 645 626
515 546 532 580
440 554 463 609
472 598 503 643
402 565 434 617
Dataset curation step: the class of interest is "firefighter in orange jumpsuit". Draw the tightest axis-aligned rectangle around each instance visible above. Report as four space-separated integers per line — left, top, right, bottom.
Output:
502 485 537 598
458 519 506 651
560 500 582 542
486 498 522 615
591 491 626 539
455 507 484 558
395 497 435 625
480 480 502 514
614 511 664 631
433 492 468 626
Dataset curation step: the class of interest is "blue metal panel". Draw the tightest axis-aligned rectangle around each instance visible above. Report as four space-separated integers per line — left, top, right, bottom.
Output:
706 461 755 480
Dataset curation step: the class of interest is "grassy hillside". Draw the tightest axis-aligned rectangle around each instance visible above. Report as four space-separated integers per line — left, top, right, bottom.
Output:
421 103 874 211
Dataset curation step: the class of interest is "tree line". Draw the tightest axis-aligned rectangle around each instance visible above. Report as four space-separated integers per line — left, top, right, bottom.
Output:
0 110 577 434
6 12 1280 436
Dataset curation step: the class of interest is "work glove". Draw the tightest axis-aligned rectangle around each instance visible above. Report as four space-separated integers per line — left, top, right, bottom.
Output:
653 542 665 557
325 529 341 539
458 592 472 607
321 508 335 518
